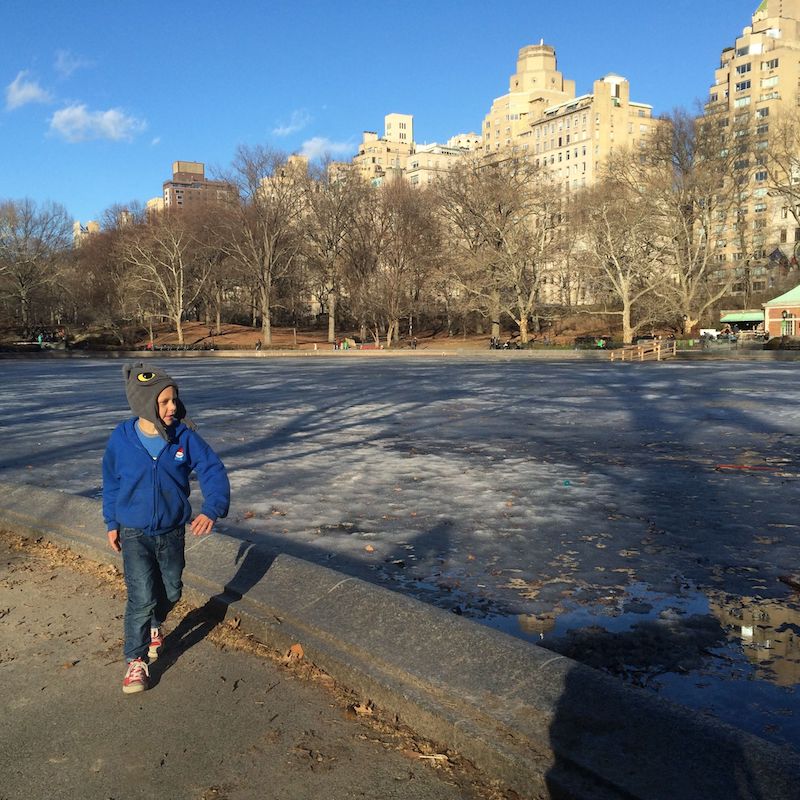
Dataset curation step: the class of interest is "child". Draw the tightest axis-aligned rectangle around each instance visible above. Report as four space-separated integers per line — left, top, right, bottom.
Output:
102 363 230 694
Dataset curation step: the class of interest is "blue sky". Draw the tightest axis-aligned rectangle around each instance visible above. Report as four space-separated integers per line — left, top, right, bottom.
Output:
1 0 759 224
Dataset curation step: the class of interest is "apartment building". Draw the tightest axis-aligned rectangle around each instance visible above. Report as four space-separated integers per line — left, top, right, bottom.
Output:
162 161 230 211
482 44 655 190
706 0 800 295
405 139 483 186
524 74 654 192
72 220 99 247
482 42 575 154
353 114 415 185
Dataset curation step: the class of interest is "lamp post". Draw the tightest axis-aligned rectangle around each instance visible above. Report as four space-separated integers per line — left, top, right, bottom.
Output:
782 309 790 337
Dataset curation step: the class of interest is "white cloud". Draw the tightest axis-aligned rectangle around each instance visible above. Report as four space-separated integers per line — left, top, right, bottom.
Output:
151 136 161 146
299 136 354 161
272 109 311 137
54 50 92 78
49 103 146 143
5 71 52 110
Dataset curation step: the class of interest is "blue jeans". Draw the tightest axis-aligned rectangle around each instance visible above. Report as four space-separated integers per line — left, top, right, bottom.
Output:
120 526 185 661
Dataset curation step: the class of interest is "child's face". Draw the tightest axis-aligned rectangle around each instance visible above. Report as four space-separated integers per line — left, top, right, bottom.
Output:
157 386 178 427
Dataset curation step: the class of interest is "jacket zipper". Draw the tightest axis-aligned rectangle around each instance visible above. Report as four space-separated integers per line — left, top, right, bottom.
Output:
151 444 169 532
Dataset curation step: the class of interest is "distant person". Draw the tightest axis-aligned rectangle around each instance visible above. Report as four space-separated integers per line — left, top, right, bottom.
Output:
411 337 418 350
255 339 262 351
102 364 230 694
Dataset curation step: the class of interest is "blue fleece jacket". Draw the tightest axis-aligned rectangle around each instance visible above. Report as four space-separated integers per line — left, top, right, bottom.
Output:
102 419 230 535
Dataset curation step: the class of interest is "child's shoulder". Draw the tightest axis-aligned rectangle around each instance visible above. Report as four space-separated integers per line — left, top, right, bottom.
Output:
108 418 136 441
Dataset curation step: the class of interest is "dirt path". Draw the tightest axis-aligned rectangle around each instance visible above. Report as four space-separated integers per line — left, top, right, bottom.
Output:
0 531 509 800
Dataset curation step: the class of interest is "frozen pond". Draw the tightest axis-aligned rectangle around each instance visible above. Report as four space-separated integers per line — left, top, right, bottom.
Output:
2 355 799 748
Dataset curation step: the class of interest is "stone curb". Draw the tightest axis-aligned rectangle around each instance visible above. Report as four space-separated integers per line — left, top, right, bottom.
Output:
2 482 799 799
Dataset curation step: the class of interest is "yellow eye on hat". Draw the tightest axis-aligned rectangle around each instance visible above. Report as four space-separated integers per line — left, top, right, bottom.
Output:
137 372 157 382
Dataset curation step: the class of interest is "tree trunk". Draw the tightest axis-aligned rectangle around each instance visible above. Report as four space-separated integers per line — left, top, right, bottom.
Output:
519 315 529 344
175 316 184 345
490 287 501 340
327 292 336 343
259 283 272 345
622 301 633 345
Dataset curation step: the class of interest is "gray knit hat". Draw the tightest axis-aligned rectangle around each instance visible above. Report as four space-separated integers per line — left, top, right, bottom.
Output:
122 363 193 441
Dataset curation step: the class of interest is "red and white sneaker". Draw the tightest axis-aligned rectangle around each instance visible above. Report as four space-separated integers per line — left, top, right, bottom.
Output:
122 658 149 694
147 627 163 662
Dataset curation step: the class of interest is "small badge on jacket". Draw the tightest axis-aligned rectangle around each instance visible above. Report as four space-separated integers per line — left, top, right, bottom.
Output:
174 447 185 461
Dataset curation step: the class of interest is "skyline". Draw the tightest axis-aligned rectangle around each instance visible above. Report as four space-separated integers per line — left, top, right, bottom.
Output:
1 1 760 224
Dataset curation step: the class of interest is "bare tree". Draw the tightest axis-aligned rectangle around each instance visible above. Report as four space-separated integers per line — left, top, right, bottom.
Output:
433 154 557 343
219 146 306 345
117 212 211 343
374 180 440 347
184 204 237 336
579 179 667 344
302 160 365 343
0 199 72 326
341 186 388 345
611 110 743 332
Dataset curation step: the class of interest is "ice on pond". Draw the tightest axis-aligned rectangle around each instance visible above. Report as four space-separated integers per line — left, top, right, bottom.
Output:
1 356 799 747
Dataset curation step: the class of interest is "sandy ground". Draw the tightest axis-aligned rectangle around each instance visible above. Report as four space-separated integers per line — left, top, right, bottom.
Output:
138 321 565 351
0 529 510 800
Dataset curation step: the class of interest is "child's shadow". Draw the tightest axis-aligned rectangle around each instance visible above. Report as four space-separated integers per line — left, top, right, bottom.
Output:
149 541 275 687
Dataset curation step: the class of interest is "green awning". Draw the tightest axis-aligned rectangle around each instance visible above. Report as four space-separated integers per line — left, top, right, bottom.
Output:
720 311 764 323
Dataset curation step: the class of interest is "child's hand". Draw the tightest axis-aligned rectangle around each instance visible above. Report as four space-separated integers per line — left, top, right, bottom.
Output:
107 530 121 552
190 514 214 536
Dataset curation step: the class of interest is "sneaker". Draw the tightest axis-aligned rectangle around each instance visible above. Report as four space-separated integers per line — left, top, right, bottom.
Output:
148 627 163 662
123 658 149 694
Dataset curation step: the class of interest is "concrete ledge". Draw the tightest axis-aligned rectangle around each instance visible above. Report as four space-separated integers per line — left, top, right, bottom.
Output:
2 482 799 799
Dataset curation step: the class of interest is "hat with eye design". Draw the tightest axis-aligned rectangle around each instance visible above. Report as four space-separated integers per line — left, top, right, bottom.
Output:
122 363 194 441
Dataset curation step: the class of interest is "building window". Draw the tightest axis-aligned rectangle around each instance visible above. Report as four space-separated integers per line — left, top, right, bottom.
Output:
756 107 769 118
761 76 778 88
762 58 779 69
734 96 751 108
754 170 767 181
735 80 751 92
736 63 752 75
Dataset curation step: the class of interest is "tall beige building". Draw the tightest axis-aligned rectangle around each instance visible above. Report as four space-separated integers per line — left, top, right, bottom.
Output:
482 43 575 154
481 44 655 190
706 0 800 295
406 143 473 186
524 74 654 192
353 114 415 185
